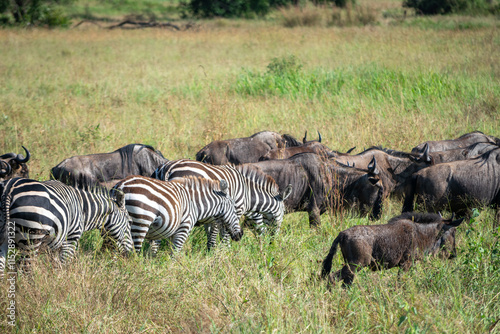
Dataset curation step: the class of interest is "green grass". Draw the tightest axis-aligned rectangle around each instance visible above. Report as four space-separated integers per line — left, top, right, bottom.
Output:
0 3 499 332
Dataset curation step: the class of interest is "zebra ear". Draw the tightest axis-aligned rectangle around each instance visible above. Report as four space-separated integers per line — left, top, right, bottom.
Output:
113 189 126 207
281 184 292 201
219 179 228 195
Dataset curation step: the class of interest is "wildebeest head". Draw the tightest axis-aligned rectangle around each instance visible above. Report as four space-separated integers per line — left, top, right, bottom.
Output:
0 146 30 182
411 131 500 154
334 145 432 199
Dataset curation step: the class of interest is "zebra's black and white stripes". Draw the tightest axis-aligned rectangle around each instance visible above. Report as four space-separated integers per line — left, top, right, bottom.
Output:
152 159 292 249
0 178 133 273
112 176 243 254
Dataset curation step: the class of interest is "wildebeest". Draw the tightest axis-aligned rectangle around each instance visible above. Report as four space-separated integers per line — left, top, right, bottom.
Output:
402 147 500 219
321 212 464 287
429 142 499 164
411 131 500 154
259 140 355 161
333 146 432 199
248 152 384 226
0 146 30 182
195 131 304 165
51 144 168 187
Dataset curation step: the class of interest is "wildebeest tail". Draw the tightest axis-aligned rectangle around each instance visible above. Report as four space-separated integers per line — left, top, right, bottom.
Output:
321 233 343 278
402 174 417 213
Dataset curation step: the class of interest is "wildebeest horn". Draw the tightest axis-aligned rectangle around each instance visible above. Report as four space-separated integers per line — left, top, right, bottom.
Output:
346 146 356 154
317 131 322 143
422 143 431 163
15 146 30 164
0 160 11 177
303 131 308 143
367 156 378 175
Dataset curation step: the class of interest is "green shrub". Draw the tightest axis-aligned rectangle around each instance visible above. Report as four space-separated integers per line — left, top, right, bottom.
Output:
0 0 73 26
403 0 496 15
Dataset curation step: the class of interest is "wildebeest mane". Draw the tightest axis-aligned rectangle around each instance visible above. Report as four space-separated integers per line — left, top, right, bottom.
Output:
361 146 419 159
117 144 164 175
388 212 443 225
281 134 302 147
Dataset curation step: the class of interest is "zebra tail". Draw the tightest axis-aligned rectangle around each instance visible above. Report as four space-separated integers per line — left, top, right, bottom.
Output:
0 180 14 246
321 234 342 279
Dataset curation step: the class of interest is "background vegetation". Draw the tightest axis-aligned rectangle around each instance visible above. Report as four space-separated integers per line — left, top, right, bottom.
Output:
0 0 499 332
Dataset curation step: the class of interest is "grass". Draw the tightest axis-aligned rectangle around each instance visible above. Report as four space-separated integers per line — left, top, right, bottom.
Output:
0 2 500 332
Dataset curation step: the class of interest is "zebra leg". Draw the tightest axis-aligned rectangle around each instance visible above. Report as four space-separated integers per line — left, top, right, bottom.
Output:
218 222 232 248
171 221 192 254
205 222 219 251
0 239 7 278
131 222 152 254
149 240 161 257
59 239 79 264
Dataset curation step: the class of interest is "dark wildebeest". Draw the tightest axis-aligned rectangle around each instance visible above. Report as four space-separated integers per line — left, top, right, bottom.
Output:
0 146 30 182
333 146 432 199
51 144 168 188
195 131 305 165
260 140 355 161
321 212 464 287
411 131 500 154
402 146 500 220
429 142 499 164
248 152 384 226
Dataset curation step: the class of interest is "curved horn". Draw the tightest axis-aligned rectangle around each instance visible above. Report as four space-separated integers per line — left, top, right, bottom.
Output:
367 156 379 175
317 131 322 143
0 160 11 177
15 146 30 164
302 131 307 143
422 143 431 163
346 146 356 154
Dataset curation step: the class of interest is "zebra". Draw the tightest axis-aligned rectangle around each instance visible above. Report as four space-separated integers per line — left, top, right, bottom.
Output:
151 159 292 250
0 178 133 274
112 176 244 254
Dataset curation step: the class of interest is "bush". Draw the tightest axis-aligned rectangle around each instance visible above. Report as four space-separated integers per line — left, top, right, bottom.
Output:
0 0 73 26
182 0 353 18
280 4 326 27
403 0 496 15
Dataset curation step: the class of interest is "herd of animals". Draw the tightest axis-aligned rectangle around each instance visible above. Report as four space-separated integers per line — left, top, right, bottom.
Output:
0 129 499 286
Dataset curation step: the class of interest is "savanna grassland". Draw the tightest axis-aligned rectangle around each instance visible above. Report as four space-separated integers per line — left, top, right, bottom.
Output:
0 0 499 332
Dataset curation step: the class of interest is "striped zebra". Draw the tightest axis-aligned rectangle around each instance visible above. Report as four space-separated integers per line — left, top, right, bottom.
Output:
112 176 243 254
151 159 292 250
0 178 133 274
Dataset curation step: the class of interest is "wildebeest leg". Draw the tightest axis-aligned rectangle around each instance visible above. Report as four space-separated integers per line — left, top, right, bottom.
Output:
326 269 343 288
340 263 359 287
495 207 500 228
308 206 321 228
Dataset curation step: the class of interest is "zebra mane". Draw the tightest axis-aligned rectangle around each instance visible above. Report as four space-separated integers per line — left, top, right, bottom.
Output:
171 176 223 192
236 164 279 193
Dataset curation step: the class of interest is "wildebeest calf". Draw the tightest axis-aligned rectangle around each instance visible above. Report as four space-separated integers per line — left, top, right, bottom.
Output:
321 212 463 287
